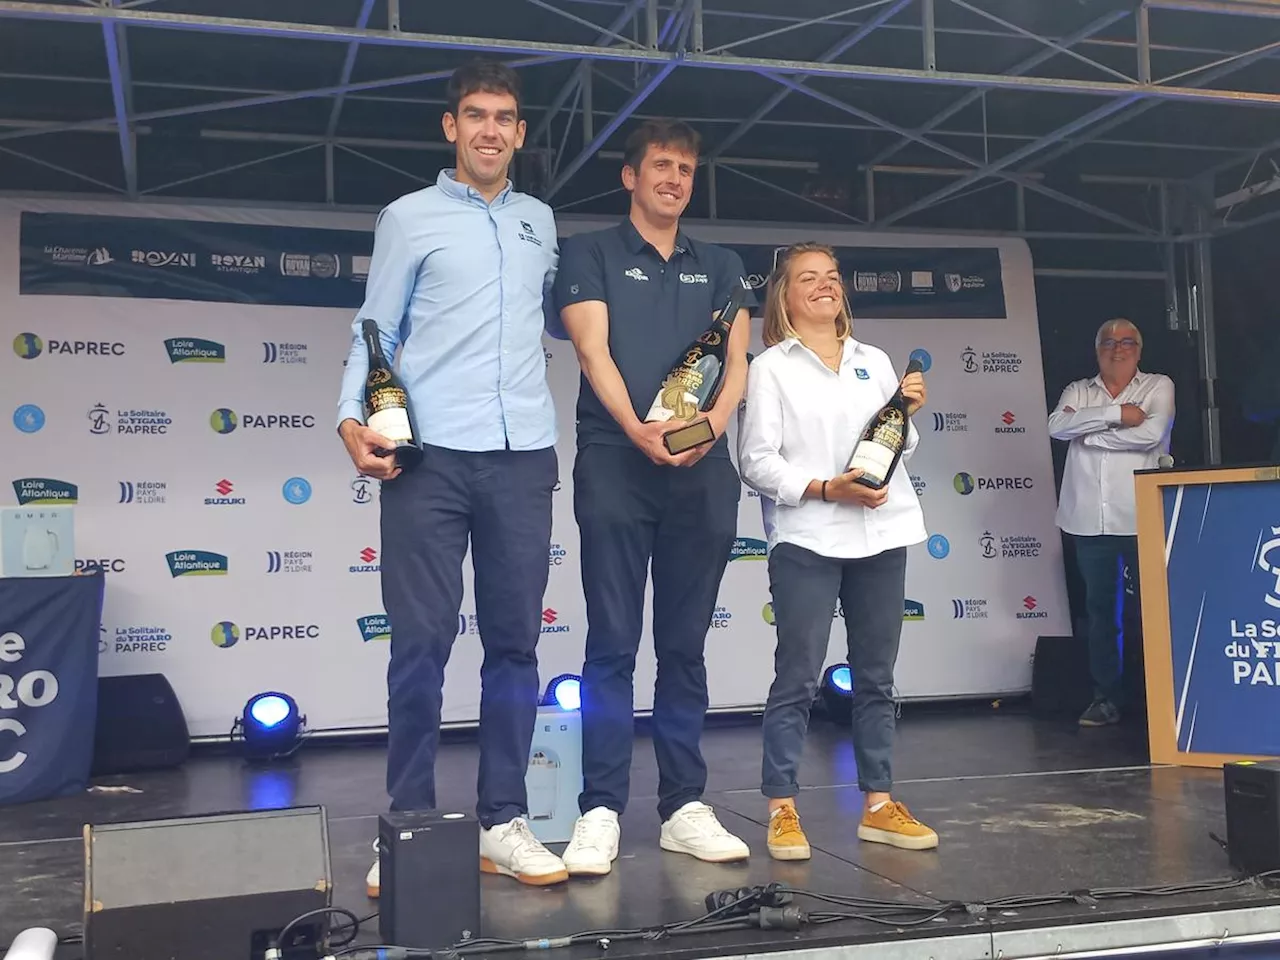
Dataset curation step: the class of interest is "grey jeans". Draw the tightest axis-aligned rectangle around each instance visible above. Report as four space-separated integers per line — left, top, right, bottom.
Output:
761 542 907 797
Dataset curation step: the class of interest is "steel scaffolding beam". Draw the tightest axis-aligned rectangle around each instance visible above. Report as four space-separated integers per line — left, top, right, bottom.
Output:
102 1 136 197
1 3 1280 109
326 0 378 140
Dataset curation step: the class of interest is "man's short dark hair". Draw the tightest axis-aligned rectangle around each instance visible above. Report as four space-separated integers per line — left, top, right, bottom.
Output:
622 119 701 171
446 58 523 118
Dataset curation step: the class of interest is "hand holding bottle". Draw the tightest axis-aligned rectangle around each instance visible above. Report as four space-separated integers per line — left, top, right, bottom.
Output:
628 419 700 467
822 468 889 509
900 371 927 416
340 419 403 481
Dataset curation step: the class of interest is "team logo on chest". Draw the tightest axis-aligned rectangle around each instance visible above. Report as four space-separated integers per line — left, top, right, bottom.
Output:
624 267 649 282
517 220 542 246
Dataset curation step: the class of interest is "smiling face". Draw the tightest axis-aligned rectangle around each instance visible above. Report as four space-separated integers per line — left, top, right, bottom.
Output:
442 89 525 195
622 142 696 226
785 250 844 329
1096 319 1142 385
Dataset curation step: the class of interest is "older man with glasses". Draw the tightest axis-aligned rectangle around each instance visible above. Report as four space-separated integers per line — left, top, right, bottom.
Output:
1048 318 1175 727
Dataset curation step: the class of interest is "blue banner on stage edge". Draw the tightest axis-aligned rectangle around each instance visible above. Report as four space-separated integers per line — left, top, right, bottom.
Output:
0 570 104 805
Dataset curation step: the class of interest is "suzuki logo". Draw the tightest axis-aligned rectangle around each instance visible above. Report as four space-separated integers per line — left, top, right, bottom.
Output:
1257 526 1280 609
1001 411 1016 425
359 547 377 564
215 479 233 496
541 608 558 624
1022 596 1038 611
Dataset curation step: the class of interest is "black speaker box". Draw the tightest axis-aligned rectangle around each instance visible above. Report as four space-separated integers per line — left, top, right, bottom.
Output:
379 809 481 949
1030 635 1093 719
85 806 332 960
92 673 191 775
1224 760 1280 875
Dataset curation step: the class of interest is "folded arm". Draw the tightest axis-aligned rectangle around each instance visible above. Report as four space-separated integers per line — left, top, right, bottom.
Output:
737 365 819 507
1082 377 1175 451
1047 382 1119 440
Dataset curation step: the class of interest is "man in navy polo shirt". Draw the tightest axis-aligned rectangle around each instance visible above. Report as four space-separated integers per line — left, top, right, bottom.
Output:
552 119 753 873
337 58 567 894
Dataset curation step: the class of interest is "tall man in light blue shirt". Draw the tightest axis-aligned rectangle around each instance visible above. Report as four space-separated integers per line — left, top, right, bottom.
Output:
337 58 568 892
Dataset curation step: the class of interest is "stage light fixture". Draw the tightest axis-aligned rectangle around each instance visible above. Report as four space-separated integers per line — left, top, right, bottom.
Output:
818 663 854 723
236 691 305 762
542 674 582 711
824 664 853 696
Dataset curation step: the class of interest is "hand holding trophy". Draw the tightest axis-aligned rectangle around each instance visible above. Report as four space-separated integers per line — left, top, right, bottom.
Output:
643 278 749 456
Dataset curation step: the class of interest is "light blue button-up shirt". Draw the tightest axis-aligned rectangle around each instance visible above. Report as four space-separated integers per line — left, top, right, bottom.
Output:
337 169 559 452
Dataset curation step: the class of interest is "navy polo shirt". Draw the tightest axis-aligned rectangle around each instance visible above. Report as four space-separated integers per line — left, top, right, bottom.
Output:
553 219 754 457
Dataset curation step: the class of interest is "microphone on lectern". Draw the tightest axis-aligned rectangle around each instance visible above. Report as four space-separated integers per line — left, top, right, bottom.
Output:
1157 454 1175 469
2 928 57 960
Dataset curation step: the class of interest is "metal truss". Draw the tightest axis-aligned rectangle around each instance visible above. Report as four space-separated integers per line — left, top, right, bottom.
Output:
2 0 1280 240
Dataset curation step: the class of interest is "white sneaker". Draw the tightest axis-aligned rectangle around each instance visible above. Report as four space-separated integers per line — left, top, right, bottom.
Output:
562 807 621 876
660 801 750 863
366 839 380 898
479 817 569 886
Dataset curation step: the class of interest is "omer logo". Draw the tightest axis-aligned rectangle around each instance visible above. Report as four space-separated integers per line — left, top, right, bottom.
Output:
166 550 229 577
730 537 767 561
0 631 60 774
358 614 391 643
12 478 77 505
165 338 225 363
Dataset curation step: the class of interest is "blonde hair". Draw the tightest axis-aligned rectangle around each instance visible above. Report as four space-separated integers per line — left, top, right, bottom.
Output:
762 242 853 348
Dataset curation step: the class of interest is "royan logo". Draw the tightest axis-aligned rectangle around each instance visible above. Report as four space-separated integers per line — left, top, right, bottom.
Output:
212 253 265 274
132 249 195 268
909 348 932 372
358 614 391 643
204 478 246 507
75 558 126 574
263 342 308 364
267 550 313 574
903 599 925 621
549 542 567 566
541 608 570 635
1016 595 1048 620
211 408 315 431
282 477 312 505
931 412 968 433
13 333 124 358
953 472 1033 494
12 478 77 505
166 550 229 577
952 598 989 620
119 480 166 504
165 338 225 363
710 605 733 630
1257 526 1280 610
110 625 171 654
996 411 1026 435
730 537 767 561
217 621 321 643
350 547 380 574
351 477 375 504
13 404 45 434
927 534 950 559
0 630 60 773
90 405 171 435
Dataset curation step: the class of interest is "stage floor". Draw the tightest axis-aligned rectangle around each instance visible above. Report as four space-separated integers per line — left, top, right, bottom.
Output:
4 704 1278 960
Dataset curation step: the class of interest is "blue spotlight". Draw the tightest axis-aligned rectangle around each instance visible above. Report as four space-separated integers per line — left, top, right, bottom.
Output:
819 664 853 722
826 664 853 695
239 691 304 762
543 674 582 711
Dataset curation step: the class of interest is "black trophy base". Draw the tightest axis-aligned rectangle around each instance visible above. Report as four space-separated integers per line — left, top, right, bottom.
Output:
664 417 716 455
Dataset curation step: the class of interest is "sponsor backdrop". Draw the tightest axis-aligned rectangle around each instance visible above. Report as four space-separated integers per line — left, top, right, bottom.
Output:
1 198 1069 737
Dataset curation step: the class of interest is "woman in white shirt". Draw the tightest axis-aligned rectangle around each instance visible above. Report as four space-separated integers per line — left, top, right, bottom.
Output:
738 242 938 860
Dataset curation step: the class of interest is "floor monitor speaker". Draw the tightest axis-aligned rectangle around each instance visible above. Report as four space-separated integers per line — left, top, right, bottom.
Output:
92 673 190 775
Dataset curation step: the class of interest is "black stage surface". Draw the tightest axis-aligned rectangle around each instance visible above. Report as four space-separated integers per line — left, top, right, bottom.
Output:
4 705 1279 960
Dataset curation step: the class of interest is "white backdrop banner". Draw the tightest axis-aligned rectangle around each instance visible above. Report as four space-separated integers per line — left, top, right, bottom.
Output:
0 199 1070 736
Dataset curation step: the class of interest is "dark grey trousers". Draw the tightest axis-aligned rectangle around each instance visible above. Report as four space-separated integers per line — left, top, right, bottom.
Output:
761 542 907 797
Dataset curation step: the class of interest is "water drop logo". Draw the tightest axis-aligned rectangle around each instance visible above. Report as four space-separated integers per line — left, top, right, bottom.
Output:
927 534 950 559
953 472 975 495
13 333 42 359
908 348 931 373
282 477 312 505
13 404 45 434
211 621 240 648
210 408 238 434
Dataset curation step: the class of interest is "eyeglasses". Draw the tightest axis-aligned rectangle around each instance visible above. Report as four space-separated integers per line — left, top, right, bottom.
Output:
1100 338 1139 350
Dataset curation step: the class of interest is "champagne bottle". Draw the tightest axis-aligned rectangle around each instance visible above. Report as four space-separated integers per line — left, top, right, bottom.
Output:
361 319 423 471
846 357 925 489
645 279 749 455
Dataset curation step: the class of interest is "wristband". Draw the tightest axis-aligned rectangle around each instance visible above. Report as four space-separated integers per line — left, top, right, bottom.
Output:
821 480 829 502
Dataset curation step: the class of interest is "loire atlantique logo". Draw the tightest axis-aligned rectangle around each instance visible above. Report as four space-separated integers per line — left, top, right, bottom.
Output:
165 338 225 363
358 614 391 643
166 550 229 577
903 599 925 621
730 537 767 561
12 478 78 505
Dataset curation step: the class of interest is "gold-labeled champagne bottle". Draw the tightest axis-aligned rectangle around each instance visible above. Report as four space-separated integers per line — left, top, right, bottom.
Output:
644 279 749 455
361 319 423 471
846 357 924 489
